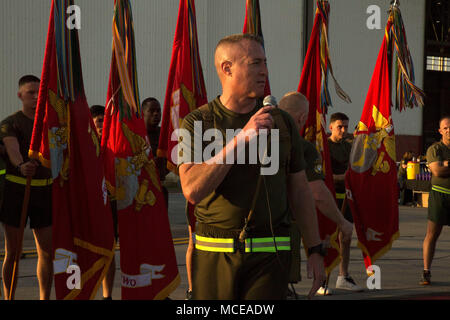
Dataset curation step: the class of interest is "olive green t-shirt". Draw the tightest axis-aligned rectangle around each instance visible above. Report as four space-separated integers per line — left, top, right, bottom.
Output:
426 141 450 189
0 111 51 179
328 138 352 193
301 138 324 182
179 96 306 235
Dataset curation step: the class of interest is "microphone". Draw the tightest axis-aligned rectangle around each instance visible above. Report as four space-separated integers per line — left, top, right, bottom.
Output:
263 95 277 107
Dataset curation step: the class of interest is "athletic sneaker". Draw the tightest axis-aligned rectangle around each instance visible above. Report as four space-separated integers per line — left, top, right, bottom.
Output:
185 290 193 300
286 287 298 300
419 270 431 285
316 286 333 295
336 275 363 291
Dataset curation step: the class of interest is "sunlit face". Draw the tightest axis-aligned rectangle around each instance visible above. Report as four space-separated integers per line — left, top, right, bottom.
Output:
329 119 349 141
93 115 104 137
143 100 161 129
229 40 268 99
18 81 40 111
439 118 450 144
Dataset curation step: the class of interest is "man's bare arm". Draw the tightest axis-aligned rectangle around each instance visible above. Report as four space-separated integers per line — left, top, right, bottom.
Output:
3 136 37 176
308 180 353 241
3 136 23 167
179 159 233 205
428 161 450 178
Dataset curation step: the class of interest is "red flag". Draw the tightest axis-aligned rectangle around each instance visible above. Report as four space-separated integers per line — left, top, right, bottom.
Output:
158 0 207 172
158 0 207 232
297 1 351 274
345 13 400 271
101 0 179 299
29 0 115 299
243 0 271 96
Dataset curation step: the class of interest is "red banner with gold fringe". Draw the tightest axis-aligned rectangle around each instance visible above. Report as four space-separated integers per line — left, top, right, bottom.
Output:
345 10 399 272
101 0 180 299
29 0 115 300
298 1 351 275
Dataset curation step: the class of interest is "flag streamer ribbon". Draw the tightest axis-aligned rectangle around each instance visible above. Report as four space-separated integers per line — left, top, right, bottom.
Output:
387 5 425 111
243 0 262 39
54 0 75 102
243 0 270 96
111 0 140 118
316 0 351 115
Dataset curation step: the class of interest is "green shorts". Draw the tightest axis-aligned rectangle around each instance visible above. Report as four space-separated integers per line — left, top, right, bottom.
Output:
192 223 291 300
428 189 450 226
0 179 52 229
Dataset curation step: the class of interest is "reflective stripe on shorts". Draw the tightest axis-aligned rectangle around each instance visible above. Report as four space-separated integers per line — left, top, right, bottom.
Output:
195 234 291 253
5 174 53 187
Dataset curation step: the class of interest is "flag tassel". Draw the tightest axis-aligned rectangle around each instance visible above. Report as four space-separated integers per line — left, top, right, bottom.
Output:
388 3 425 110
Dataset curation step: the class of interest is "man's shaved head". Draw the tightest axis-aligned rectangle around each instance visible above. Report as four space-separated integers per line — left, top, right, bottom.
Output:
213 33 268 103
278 92 309 130
214 34 264 75
278 92 309 117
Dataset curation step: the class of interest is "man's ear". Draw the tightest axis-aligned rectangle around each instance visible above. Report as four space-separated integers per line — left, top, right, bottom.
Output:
221 61 232 76
17 91 22 100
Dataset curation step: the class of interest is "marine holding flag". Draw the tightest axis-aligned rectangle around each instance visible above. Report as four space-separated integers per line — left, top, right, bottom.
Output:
345 3 424 272
0 75 53 300
28 0 115 300
102 0 179 300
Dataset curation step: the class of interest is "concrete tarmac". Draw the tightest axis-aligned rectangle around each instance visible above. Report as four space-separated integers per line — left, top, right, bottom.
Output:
1 191 449 300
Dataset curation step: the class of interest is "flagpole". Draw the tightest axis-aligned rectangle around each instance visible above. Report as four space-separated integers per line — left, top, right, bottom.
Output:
8 176 32 300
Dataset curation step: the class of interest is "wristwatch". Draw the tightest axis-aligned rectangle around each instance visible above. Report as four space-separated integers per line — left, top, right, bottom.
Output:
307 243 327 257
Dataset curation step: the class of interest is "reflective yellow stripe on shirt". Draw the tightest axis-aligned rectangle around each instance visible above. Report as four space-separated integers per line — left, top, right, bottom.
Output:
5 174 53 187
0 169 5 176
432 185 450 195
